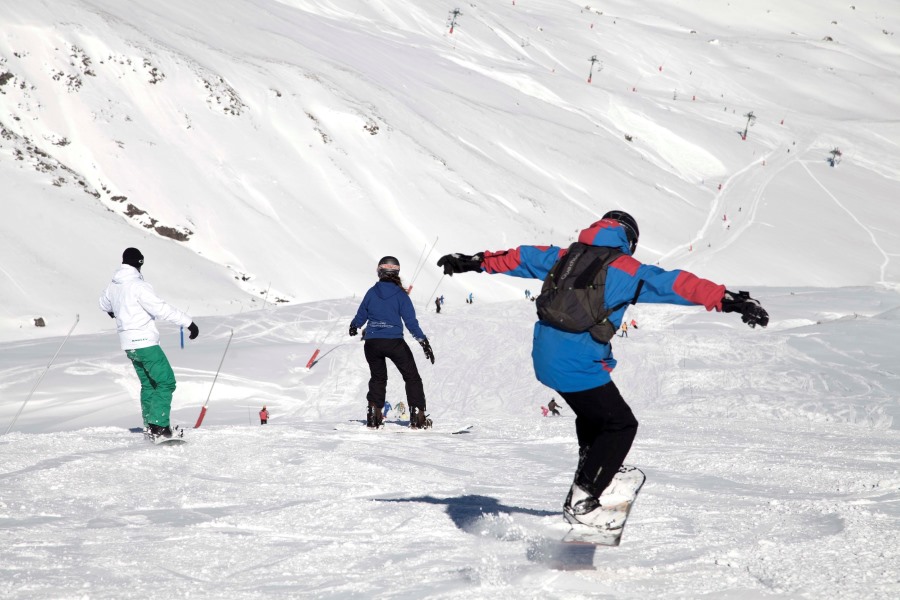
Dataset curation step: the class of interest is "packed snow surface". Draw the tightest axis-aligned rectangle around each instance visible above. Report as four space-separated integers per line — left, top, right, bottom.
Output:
1 0 899 597
2 289 899 598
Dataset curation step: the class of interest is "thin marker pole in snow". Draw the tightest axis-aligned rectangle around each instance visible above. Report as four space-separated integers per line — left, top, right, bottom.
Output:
410 242 428 286
305 349 320 369
408 236 439 292
423 274 446 310
311 343 349 365
5 314 80 435
193 328 234 428
262 282 271 309
307 314 345 369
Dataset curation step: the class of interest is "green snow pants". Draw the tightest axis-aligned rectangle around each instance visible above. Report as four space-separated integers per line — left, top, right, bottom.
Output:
126 345 177 428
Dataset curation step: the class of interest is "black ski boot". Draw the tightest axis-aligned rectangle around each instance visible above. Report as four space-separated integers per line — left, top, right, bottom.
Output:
563 481 601 525
409 407 432 429
366 401 383 429
564 445 590 515
147 424 173 439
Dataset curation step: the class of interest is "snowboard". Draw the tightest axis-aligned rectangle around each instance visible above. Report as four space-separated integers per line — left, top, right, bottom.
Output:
152 435 187 446
138 426 187 445
562 465 645 546
335 420 473 435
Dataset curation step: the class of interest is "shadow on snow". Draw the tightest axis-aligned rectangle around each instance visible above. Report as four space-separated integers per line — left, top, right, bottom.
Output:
377 494 597 570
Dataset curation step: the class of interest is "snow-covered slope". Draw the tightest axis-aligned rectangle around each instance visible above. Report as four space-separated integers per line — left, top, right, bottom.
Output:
2 1 900 596
1 288 899 597
2 0 899 342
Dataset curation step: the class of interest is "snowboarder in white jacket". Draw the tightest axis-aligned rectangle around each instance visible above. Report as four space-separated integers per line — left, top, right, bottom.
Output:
99 248 198 438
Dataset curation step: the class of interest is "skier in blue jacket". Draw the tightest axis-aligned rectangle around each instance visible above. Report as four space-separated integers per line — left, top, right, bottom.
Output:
437 210 768 528
350 256 435 429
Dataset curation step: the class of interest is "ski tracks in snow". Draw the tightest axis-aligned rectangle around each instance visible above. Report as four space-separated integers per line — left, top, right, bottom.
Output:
2 294 900 597
801 161 892 283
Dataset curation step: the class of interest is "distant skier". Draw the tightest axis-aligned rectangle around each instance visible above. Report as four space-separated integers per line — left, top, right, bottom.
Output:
395 401 408 421
437 210 768 530
541 406 549 417
619 322 628 338
630 318 638 329
99 248 198 440
435 297 441 313
350 256 435 429
259 406 269 425
548 398 561 416
383 401 392 419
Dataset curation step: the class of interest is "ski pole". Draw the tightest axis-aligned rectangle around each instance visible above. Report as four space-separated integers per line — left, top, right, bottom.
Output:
193 328 234 429
5 314 80 435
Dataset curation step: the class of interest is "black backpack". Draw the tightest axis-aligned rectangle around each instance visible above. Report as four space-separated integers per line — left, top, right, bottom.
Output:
535 242 643 343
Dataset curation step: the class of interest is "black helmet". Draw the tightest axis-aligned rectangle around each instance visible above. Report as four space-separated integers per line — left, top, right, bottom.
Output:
602 210 639 254
376 256 401 278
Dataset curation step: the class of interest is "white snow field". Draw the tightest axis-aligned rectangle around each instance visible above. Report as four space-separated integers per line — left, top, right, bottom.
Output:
1 0 900 597
2 288 899 598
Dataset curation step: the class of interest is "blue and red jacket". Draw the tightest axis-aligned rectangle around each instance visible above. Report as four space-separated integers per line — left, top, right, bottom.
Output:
480 218 725 392
352 281 426 341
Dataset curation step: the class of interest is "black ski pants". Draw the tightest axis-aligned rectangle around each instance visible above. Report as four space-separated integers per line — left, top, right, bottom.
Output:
559 381 638 497
363 338 426 410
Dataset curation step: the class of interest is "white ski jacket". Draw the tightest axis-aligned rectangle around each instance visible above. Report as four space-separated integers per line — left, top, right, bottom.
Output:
99 265 192 350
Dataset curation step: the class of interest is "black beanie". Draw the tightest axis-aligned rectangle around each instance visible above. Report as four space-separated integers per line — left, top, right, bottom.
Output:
122 247 144 270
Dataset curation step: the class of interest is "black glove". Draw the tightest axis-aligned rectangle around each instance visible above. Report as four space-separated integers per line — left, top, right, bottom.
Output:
437 253 484 276
721 290 769 328
349 324 358 337
107 312 115 319
419 338 435 364
188 322 199 339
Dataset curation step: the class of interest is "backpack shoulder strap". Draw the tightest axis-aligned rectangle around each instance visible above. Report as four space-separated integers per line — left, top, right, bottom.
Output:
608 278 645 313
548 243 621 289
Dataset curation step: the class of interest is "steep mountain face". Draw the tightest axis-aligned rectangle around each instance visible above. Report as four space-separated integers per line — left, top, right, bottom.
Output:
1 0 898 340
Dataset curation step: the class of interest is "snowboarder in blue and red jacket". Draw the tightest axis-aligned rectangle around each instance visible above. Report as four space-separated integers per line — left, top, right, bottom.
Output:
437 210 768 528
350 256 435 430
